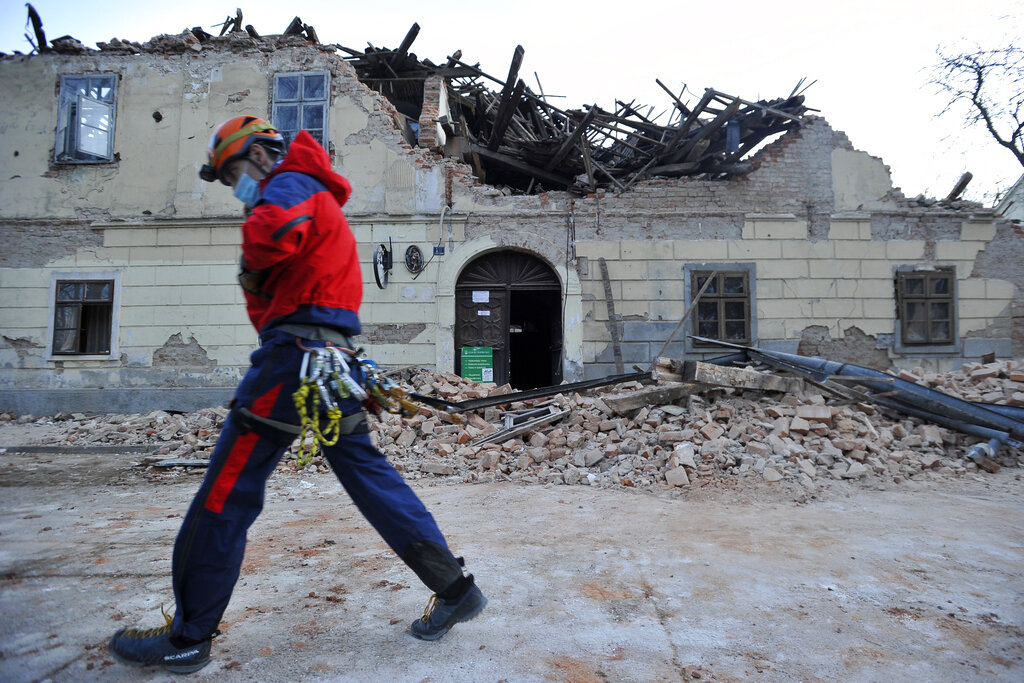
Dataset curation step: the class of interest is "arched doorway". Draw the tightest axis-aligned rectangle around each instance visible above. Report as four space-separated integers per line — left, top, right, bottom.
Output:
455 250 562 389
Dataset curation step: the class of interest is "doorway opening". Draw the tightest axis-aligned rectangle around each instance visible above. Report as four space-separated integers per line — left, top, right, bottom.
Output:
455 250 562 389
508 289 562 389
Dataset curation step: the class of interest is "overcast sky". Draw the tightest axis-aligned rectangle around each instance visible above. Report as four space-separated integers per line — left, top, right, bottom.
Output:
3 1 1022 205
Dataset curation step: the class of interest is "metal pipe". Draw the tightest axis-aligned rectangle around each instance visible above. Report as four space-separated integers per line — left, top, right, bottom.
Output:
749 348 1024 441
690 336 1024 444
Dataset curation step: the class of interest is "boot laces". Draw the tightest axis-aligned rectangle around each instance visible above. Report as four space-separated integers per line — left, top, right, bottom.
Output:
419 594 439 623
124 605 174 640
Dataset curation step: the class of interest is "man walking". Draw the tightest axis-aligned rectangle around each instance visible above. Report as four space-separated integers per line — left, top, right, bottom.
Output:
108 116 486 673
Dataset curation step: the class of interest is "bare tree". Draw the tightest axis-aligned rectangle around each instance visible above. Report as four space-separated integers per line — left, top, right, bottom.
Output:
932 45 1024 169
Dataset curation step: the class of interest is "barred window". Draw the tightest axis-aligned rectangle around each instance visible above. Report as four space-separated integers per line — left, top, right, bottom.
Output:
896 268 955 345
272 71 329 148
691 270 751 346
53 280 114 355
55 74 117 163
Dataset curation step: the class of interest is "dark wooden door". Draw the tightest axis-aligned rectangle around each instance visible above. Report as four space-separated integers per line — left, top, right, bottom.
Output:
455 288 508 384
455 250 561 387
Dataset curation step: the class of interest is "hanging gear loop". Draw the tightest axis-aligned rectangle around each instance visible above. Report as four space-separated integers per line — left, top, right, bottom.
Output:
292 338 461 467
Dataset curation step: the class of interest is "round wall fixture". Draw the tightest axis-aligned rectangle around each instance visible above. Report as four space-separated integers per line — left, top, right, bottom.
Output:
405 245 424 274
373 241 392 289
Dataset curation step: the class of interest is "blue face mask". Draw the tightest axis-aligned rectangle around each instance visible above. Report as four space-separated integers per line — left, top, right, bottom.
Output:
233 173 261 208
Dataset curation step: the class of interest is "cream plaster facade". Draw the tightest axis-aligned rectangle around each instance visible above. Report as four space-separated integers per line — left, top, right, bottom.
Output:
1 37 1020 414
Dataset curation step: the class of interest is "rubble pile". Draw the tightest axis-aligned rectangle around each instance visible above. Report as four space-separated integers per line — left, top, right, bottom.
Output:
2 359 1021 496
371 361 1023 495
894 362 1024 405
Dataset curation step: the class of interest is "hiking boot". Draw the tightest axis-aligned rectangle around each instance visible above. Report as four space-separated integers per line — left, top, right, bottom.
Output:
409 578 487 641
108 609 212 673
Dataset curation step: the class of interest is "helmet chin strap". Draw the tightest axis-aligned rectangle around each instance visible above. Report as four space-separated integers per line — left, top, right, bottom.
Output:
244 155 271 179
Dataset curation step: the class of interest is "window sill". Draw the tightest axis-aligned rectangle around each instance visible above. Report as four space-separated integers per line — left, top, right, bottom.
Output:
53 159 116 166
47 354 120 365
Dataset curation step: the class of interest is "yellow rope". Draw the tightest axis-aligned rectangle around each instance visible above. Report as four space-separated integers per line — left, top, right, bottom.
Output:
292 381 342 467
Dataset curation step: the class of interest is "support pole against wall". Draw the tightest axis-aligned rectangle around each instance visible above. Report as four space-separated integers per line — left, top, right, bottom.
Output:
599 257 624 373
647 274 715 372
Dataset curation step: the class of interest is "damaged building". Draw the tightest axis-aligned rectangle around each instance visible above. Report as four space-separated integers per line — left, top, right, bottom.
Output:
1 12 1022 414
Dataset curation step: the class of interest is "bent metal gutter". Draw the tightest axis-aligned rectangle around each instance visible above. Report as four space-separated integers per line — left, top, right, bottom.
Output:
696 336 1024 455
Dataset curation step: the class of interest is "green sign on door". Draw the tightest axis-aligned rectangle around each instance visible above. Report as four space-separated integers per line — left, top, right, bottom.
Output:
461 346 494 383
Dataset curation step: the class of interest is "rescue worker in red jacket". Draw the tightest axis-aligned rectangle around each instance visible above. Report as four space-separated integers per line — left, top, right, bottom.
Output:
109 116 486 673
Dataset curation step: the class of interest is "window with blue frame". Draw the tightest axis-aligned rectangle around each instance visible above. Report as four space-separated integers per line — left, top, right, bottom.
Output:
55 74 117 163
272 71 329 148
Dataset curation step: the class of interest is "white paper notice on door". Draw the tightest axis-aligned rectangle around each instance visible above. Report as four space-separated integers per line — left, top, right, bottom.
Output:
477 310 490 316
481 368 494 382
472 290 489 303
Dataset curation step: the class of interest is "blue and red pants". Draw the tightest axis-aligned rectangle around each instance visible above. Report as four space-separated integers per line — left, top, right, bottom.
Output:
169 329 458 642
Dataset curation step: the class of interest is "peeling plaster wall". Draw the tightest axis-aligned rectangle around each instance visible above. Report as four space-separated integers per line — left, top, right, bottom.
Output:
1 42 1020 414
0 221 102 268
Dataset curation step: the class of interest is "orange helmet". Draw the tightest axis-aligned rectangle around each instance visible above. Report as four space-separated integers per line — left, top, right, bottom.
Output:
200 115 285 184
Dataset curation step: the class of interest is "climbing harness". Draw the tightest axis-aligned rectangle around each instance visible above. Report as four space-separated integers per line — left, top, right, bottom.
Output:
292 340 461 467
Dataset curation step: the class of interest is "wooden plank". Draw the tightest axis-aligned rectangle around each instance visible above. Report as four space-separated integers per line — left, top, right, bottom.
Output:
587 119 667 147
646 273 715 369
602 382 700 415
445 54 573 121
701 161 754 175
653 359 804 393
598 106 671 139
487 46 526 151
470 144 573 187
664 89 715 151
27 3 48 51
543 106 597 171
489 78 527 149
389 23 420 68
656 78 691 117
444 49 463 68
619 155 660 192
599 257 624 373
580 139 596 190
709 90 806 124
674 98 740 161
683 138 711 163
589 157 626 191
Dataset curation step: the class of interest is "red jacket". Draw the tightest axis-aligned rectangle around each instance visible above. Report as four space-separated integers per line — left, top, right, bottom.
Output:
240 131 362 335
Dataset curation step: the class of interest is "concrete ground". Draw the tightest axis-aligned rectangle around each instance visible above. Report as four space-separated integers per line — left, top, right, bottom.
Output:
1 444 1023 682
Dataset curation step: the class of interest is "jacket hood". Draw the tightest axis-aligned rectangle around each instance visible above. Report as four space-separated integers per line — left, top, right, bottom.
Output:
265 130 351 207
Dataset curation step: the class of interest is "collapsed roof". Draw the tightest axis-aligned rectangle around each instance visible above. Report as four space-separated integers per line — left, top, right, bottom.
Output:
340 23 812 195
17 6 813 195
